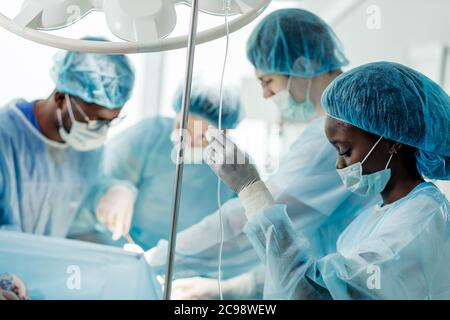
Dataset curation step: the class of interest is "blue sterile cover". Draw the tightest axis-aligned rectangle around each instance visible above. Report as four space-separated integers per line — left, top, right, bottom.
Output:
0 230 162 300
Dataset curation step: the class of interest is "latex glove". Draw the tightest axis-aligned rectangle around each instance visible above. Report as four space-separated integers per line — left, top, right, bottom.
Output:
0 274 28 300
171 277 220 300
155 275 213 300
143 246 159 267
205 126 260 194
171 273 257 300
0 288 19 300
96 185 135 241
12 275 28 300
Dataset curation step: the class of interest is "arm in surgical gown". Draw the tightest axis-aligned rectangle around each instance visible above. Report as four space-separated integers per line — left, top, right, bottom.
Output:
243 182 450 299
146 117 378 279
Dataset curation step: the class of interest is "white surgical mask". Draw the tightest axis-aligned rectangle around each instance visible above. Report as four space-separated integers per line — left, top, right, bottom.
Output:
271 77 316 123
337 136 394 196
57 94 108 152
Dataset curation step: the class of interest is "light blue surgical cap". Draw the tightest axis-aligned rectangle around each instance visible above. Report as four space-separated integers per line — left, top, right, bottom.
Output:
172 81 241 129
51 36 135 109
322 61 450 180
246 8 349 78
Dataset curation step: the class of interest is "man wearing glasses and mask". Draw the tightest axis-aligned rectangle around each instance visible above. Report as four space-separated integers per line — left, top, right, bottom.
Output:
0 36 135 238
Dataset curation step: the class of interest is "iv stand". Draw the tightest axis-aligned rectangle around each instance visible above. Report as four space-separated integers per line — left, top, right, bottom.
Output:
164 0 200 301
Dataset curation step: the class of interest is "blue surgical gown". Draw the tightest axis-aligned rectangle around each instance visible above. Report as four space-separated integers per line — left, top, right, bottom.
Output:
0 100 110 237
101 117 236 249
244 182 450 299
16 101 40 131
147 117 379 280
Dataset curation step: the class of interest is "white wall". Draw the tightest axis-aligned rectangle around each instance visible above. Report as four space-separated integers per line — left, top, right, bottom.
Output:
330 0 450 78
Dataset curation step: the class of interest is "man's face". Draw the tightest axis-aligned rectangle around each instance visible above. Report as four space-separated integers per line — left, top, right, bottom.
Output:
59 94 122 131
70 96 121 122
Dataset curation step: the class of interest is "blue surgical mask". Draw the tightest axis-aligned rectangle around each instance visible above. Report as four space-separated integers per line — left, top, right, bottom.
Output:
271 77 316 123
337 136 394 196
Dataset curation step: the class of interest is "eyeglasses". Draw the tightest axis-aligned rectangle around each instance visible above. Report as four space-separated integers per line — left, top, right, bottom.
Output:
67 96 126 131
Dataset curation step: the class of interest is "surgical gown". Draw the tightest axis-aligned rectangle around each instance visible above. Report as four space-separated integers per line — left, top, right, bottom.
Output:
0 100 112 237
101 117 236 249
147 117 379 279
243 182 450 299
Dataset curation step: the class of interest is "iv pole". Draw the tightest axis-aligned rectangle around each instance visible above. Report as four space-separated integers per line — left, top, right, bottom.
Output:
164 0 200 301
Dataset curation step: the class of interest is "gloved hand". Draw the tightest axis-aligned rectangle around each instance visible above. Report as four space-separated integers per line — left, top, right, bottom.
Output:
0 273 28 300
205 127 261 194
171 277 220 300
0 288 19 300
171 272 257 300
96 185 135 241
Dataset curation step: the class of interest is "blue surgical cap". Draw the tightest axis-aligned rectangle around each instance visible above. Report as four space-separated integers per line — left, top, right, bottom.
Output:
246 8 349 78
322 61 450 180
51 36 135 109
172 81 241 129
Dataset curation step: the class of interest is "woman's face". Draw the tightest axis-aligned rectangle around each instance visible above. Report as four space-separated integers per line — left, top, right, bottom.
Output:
255 70 288 99
255 70 312 104
324 116 393 174
174 114 210 147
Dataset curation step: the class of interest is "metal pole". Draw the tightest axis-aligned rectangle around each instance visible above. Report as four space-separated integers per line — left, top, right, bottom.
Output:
163 0 199 301
439 46 449 87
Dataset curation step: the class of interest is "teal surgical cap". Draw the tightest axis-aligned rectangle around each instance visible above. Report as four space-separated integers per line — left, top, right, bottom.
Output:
246 8 349 78
322 61 450 180
172 80 241 129
51 36 135 109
